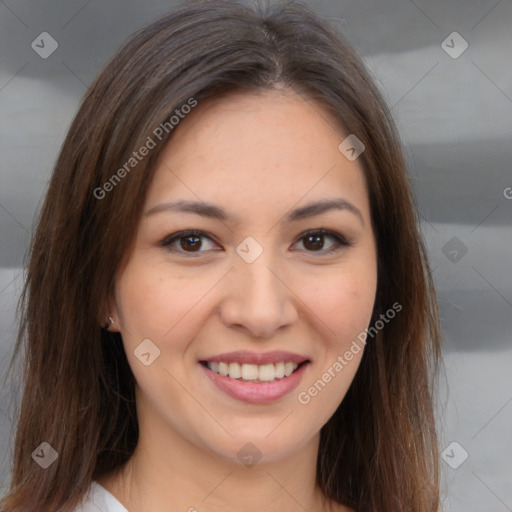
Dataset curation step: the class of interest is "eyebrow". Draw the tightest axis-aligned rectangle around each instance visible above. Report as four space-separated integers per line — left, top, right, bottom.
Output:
145 198 364 226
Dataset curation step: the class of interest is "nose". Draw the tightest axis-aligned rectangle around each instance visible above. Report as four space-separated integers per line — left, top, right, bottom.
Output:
218 252 299 338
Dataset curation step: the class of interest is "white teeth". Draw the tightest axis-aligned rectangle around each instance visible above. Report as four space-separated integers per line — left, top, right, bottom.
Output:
284 362 295 377
241 364 259 380
218 362 229 377
206 361 301 381
228 362 241 379
274 361 285 379
258 363 275 381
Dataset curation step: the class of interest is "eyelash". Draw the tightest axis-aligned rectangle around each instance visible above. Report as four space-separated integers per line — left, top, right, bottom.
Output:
159 229 354 257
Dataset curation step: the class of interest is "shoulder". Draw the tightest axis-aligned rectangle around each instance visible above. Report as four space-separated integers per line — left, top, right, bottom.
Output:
72 481 128 512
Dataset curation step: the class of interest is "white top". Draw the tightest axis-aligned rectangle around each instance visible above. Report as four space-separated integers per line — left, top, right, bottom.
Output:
74 481 128 512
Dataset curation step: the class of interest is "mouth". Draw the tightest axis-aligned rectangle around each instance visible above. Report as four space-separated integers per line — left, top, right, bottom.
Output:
198 351 311 404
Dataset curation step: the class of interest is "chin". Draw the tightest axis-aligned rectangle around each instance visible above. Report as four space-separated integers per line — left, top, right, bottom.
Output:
195 423 315 468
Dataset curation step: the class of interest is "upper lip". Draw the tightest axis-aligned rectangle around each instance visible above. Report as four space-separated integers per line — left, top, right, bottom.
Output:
200 350 310 365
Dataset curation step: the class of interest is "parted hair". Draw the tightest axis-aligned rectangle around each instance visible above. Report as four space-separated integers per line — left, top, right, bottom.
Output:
1 1 441 511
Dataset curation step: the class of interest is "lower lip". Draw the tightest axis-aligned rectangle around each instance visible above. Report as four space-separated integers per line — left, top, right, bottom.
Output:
200 362 310 404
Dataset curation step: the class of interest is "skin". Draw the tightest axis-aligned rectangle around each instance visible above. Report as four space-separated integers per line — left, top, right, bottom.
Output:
99 88 378 512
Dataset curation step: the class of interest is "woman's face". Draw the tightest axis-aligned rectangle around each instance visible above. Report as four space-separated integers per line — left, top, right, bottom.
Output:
111 89 377 465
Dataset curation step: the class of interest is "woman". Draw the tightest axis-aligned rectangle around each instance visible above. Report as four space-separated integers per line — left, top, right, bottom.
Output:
1 1 442 511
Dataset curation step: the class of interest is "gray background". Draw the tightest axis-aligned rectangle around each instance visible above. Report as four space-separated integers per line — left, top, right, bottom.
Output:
1 0 511 510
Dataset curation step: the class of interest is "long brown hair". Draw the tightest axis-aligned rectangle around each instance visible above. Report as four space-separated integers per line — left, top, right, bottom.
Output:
1 1 442 510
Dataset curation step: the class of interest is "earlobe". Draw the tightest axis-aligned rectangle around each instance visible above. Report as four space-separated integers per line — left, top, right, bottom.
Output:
102 315 115 330
100 293 120 331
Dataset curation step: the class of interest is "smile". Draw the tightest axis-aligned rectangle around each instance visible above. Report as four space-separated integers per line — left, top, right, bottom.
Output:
199 351 310 404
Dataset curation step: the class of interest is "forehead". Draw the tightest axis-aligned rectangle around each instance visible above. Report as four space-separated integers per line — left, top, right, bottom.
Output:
145 89 370 224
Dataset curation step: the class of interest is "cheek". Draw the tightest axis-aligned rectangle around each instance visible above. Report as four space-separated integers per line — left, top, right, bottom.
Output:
294 267 376 423
114 258 207 343
301 265 377 346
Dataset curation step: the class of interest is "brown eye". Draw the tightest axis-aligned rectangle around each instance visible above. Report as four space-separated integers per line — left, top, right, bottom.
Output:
303 234 324 251
180 234 202 251
161 230 219 255
294 229 353 255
